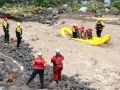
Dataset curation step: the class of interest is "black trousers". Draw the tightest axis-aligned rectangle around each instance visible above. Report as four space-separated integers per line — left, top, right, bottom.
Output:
27 69 44 87
4 28 9 43
17 36 22 47
96 30 102 37
72 31 77 38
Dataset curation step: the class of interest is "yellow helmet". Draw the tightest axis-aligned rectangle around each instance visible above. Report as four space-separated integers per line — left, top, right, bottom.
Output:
17 23 21 27
97 17 102 21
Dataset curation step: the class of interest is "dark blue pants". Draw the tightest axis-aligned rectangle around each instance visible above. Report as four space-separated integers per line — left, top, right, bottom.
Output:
16 36 22 47
4 28 9 43
27 68 44 87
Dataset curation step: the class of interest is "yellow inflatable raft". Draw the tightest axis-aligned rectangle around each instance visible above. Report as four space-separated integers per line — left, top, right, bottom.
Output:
60 27 111 46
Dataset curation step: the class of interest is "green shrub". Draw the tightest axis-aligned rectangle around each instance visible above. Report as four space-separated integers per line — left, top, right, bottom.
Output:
33 0 61 7
88 0 104 13
113 0 120 9
3 3 11 8
0 0 7 7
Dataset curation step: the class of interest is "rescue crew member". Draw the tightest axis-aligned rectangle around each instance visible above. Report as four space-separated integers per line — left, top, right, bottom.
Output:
51 49 64 84
95 17 105 37
78 25 84 38
84 28 92 39
2 17 10 43
16 22 22 48
26 52 47 89
72 23 79 38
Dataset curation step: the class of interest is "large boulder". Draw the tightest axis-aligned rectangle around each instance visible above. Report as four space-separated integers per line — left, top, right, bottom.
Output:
110 7 119 15
104 0 111 7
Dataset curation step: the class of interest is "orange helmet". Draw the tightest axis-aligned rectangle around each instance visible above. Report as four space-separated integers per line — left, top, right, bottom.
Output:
4 17 8 21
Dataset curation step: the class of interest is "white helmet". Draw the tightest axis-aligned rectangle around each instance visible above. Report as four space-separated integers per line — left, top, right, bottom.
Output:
38 52 43 56
56 49 60 53
73 23 77 26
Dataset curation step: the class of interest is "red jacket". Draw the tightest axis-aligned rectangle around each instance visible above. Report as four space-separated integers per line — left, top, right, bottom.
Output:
51 55 64 68
72 26 78 32
78 27 84 33
33 57 47 70
86 28 92 36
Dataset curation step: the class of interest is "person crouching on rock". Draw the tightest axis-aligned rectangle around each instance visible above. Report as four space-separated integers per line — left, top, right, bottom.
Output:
51 49 64 84
95 17 105 37
84 28 93 39
2 17 10 44
72 23 79 38
16 23 22 48
26 52 47 89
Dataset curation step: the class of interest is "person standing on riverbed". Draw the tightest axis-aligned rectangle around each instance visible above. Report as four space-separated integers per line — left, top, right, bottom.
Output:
26 52 47 89
2 17 10 44
95 17 105 37
16 22 22 48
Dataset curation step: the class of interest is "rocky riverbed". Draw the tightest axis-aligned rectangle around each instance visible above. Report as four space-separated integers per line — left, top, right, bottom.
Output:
0 35 97 90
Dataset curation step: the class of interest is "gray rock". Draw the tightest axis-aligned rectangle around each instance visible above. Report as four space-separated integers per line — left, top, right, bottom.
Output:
15 88 22 90
81 1 89 6
53 15 59 19
0 70 6 76
52 8 59 15
0 8 3 12
2 6 7 10
47 15 53 20
48 81 57 89
63 4 69 9
104 0 111 7
47 7 53 12
15 81 22 87
0 86 7 90
77 82 84 89
66 7 72 13
67 2 72 5
75 73 79 77
26 56 31 61
104 8 110 13
105 20 113 24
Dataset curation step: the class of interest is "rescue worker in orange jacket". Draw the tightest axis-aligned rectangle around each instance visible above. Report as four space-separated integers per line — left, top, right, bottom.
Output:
26 52 47 89
72 23 79 38
51 49 64 84
78 25 84 38
84 28 92 39
95 17 105 37
2 17 10 43
16 23 22 48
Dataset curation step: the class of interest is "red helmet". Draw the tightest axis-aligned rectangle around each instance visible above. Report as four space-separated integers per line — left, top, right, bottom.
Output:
4 17 8 20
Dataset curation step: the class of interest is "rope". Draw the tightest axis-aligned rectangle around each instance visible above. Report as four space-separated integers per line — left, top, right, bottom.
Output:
0 52 24 71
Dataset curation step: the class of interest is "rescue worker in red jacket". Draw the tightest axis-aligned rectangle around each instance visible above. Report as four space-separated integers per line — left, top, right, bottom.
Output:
2 17 10 43
26 52 47 89
84 28 92 39
72 23 79 38
78 25 84 38
16 23 22 48
51 49 64 84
